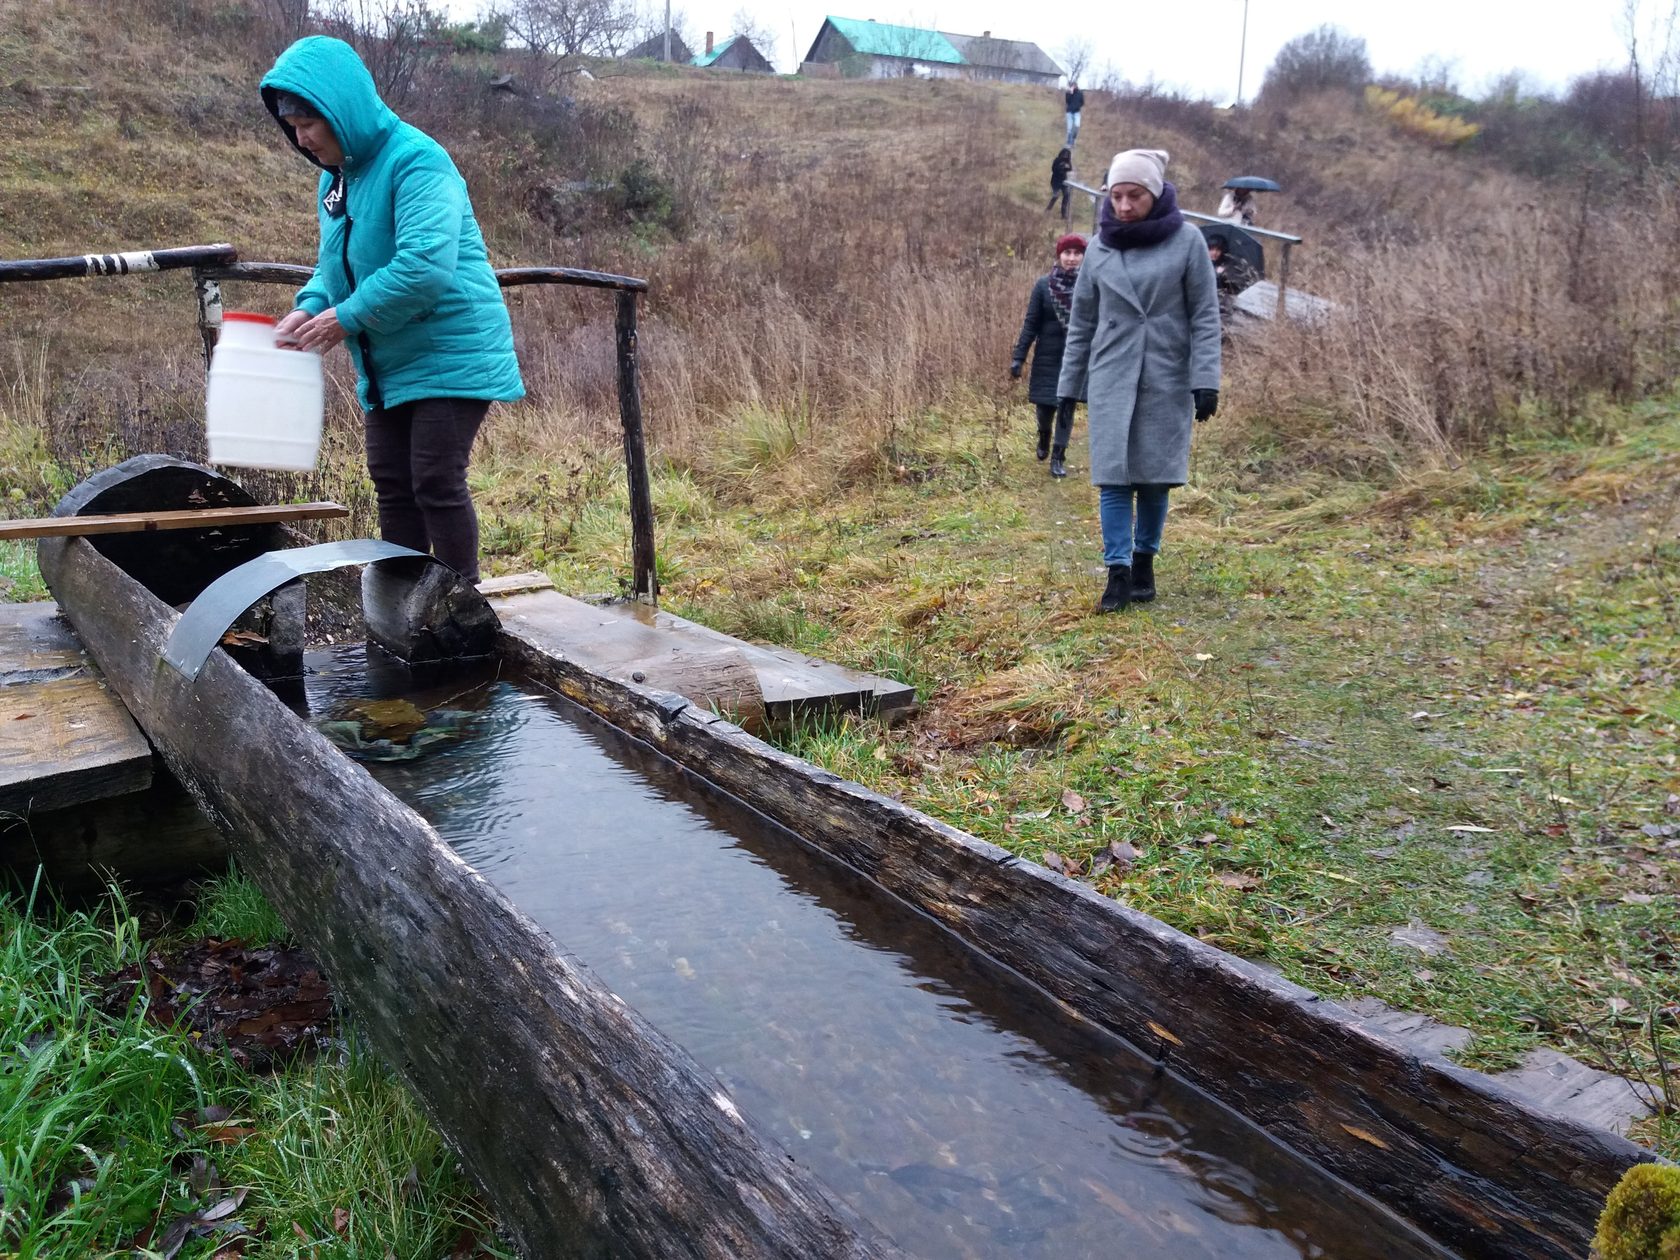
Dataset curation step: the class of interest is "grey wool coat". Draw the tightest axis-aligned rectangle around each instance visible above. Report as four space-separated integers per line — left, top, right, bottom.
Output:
1055 222 1222 486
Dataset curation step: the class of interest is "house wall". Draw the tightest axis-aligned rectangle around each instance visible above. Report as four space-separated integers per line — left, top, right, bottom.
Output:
715 42 773 73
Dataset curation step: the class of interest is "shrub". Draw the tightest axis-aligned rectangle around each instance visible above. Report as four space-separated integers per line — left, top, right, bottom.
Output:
1593 1164 1680 1260
1365 86 1481 147
1261 25 1370 101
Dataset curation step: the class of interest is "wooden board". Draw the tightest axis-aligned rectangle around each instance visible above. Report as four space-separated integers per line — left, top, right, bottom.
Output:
497 633 1657 1260
0 602 151 815
0 501 349 540
38 533 898 1260
487 587 916 725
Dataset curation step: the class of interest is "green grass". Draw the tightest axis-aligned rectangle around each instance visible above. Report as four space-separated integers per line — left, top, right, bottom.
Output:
0 879 502 1257
634 400 1680 1156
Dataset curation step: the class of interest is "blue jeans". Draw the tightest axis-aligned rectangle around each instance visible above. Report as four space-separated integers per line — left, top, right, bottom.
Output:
1065 111 1081 146
1098 484 1170 568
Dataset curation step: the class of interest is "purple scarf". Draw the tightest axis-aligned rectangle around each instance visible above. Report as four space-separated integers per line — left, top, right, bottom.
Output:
1098 181 1184 251
1046 264 1078 326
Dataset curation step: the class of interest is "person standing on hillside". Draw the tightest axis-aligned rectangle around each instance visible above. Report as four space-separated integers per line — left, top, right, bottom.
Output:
1011 233 1086 478
1217 186 1257 226
1057 149 1221 612
261 36 523 585
1046 147 1074 219
1064 81 1085 147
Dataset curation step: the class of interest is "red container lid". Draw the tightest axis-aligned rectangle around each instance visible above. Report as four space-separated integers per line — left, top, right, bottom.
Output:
223 311 278 325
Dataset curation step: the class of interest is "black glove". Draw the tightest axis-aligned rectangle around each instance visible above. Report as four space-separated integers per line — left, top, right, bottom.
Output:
1010 362 1023 379
1193 388 1219 422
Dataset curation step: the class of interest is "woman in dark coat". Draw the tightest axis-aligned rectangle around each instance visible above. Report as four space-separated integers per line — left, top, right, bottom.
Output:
1057 150 1221 612
1046 148 1073 220
1011 233 1086 478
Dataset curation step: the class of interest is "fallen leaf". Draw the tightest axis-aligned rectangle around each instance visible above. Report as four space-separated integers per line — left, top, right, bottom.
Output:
1213 872 1259 891
1061 788 1087 814
1445 824 1495 833
331 1207 350 1236
1146 1020 1183 1046
1623 892 1655 905
1042 849 1067 873
200 1124 259 1144
11 713 33 721
1108 840 1140 867
1193 652 1213 661
1341 1124 1391 1149
200 1190 248 1224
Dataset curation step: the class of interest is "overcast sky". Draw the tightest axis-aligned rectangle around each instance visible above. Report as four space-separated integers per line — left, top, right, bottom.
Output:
603 0 1642 99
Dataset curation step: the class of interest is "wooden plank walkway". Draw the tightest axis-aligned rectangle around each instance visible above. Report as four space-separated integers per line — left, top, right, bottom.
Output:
480 574 918 725
1 602 152 815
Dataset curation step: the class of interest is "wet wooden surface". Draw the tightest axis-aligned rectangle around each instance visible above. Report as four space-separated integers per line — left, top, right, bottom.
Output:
0 601 151 815
487 578 916 725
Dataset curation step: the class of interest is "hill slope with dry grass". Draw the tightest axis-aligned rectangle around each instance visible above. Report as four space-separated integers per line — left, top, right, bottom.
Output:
9 0 1676 499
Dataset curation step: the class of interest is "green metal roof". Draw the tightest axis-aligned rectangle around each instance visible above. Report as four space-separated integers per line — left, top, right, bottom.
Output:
823 15 965 65
691 34 738 67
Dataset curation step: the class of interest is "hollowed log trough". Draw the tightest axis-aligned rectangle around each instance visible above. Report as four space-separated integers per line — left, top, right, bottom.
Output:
38 459 1654 1259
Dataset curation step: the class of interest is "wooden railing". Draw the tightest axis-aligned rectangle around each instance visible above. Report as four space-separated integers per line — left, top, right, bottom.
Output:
0 244 658 602
1063 181 1306 317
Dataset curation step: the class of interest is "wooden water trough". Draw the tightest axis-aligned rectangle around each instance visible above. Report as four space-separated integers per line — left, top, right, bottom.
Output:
29 458 1657 1259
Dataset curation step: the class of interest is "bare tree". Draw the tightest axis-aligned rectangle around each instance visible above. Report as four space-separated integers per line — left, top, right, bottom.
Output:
316 0 440 105
627 0 694 58
1058 36 1093 84
1260 24 1371 101
495 0 637 88
727 7 776 63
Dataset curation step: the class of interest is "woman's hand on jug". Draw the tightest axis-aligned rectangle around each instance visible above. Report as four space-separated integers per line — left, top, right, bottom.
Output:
274 309 310 349
293 308 350 353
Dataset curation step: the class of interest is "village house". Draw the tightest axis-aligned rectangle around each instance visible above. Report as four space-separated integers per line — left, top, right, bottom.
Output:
800 16 1061 86
693 32 776 74
623 31 694 63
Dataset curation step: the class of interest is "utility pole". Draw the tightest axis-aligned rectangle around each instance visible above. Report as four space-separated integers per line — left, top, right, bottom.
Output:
663 0 671 62
1236 0 1250 104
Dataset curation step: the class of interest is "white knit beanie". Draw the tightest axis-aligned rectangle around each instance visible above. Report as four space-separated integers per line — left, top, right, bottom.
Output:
1105 149 1169 196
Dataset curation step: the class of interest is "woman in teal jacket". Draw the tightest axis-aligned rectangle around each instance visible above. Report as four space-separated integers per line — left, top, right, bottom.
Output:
263 36 523 583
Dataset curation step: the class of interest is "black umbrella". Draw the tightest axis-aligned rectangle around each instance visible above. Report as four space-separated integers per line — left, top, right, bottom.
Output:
1200 224 1265 279
1222 175 1283 192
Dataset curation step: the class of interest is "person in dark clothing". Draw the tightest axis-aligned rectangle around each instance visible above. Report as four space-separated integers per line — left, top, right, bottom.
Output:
1011 233 1086 478
1046 148 1073 219
1064 82 1085 147
1204 231 1259 322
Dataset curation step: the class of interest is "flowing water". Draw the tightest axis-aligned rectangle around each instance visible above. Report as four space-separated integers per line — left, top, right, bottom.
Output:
297 645 1453 1260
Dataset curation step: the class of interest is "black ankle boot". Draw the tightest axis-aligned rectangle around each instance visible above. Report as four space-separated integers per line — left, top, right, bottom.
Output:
1099 564 1131 612
1131 552 1156 602
1049 446 1068 478
1036 426 1051 461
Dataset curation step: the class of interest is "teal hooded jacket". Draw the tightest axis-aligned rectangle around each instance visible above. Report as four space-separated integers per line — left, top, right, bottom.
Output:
261 38 523 412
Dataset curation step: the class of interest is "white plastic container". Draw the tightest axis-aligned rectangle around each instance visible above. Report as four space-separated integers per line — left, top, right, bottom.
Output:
205 311 325 472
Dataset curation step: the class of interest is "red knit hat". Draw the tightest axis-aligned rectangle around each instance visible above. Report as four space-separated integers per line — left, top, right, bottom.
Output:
1055 233 1087 255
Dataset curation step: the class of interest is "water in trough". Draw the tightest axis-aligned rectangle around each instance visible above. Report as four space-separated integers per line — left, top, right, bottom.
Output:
297 645 1453 1260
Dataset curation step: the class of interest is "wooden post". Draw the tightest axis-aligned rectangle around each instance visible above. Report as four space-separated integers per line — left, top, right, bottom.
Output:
1276 240 1294 319
193 269 222 371
616 289 659 604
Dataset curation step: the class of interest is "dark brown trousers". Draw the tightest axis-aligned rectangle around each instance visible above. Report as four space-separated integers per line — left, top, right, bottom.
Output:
364 397 490 583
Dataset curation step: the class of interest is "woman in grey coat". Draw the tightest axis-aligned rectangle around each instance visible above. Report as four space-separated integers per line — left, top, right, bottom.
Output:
1057 149 1221 612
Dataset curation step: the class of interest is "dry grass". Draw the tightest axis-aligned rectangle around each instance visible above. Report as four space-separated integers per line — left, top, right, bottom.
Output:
2 1 1677 527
